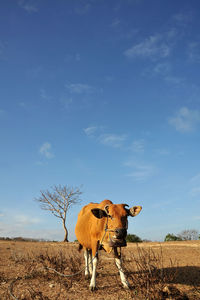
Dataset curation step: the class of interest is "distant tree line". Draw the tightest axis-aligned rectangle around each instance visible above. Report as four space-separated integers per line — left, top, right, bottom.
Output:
0 237 51 242
164 229 200 241
126 234 143 243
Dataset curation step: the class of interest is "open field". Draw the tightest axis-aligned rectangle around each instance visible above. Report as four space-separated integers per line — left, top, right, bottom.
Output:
0 240 200 299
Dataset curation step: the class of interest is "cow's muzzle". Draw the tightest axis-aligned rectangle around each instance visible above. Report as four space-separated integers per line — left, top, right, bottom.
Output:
108 228 127 248
115 228 127 239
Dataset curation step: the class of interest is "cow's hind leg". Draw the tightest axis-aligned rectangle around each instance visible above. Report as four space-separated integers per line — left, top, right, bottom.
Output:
88 249 93 276
84 249 90 279
114 247 130 289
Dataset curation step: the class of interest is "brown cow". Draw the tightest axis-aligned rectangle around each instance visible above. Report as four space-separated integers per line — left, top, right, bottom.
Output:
75 199 142 291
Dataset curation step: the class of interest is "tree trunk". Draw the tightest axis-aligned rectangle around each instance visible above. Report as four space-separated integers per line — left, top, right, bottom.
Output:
63 220 68 242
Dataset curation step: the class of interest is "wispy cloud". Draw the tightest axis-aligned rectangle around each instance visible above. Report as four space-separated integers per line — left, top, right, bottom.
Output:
172 11 193 26
74 3 91 15
0 109 5 117
83 126 98 137
40 88 51 100
14 214 40 226
149 62 185 86
98 133 127 148
110 18 121 28
60 97 73 109
18 0 38 13
64 53 81 63
190 187 200 197
130 140 145 153
124 160 156 181
169 107 200 133
188 42 200 63
66 83 94 94
153 62 171 76
156 148 170 156
0 41 6 60
39 142 54 159
124 34 170 60
189 173 200 197
164 76 185 85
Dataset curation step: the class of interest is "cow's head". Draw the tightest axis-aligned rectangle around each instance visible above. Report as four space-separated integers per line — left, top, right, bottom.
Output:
91 204 142 248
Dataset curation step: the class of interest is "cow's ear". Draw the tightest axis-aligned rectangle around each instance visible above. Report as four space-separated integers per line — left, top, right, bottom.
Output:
104 205 110 215
128 206 142 217
91 208 107 219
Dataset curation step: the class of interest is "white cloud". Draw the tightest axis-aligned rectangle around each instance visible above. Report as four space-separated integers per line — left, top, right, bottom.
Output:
189 173 200 197
39 142 54 159
98 133 127 148
0 41 6 59
64 53 81 63
190 173 200 183
130 140 145 153
84 126 97 137
60 97 73 109
124 34 170 60
153 62 171 76
173 12 193 25
66 83 94 94
0 220 63 240
14 215 40 226
188 42 200 63
18 0 38 13
40 88 51 100
156 148 170 156
110 18 121 28
74 3 91 15
125 160 156 181
0 109 5 117
169 107 200 133
164 76 185 85
190 187 200 197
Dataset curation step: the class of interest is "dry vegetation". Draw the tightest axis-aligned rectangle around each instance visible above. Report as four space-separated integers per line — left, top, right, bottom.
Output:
0 240 200 299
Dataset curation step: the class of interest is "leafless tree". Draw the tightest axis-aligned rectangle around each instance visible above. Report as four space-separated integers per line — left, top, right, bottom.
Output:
35 185 82 242
178 229 199 241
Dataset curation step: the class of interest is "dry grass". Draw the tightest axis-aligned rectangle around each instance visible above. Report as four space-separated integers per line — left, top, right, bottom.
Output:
0 241 200 299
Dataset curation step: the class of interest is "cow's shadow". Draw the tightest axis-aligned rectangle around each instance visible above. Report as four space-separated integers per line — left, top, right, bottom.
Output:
126 266 200 287
98 265 200 287
163 266 200 286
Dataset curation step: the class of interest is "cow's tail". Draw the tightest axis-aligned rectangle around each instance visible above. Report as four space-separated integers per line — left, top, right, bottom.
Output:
78 243 83 252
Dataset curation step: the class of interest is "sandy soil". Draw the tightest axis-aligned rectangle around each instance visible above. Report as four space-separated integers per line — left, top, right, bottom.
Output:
0 240 200 299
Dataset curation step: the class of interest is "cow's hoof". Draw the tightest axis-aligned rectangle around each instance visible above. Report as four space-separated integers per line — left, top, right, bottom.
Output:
123 282 130 290
85 274 90 280
89 285 97 291
124 285 130 290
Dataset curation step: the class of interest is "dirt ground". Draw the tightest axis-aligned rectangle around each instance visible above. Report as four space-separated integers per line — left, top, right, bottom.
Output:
0 240 200 299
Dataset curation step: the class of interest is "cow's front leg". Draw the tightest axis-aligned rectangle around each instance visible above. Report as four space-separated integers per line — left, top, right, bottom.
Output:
89 243 99 291
89 255 98 291
114 247 130 289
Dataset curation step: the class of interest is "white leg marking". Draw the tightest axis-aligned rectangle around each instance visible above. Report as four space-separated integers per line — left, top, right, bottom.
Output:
88 250 93 276
115 258 130 289
89 256 98 291
84 249 89 277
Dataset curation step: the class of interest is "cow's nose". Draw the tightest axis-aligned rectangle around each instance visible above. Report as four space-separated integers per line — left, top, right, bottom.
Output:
115 228 127 239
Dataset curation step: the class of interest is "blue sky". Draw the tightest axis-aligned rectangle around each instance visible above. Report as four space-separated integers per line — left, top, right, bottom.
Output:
0 0 200 242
